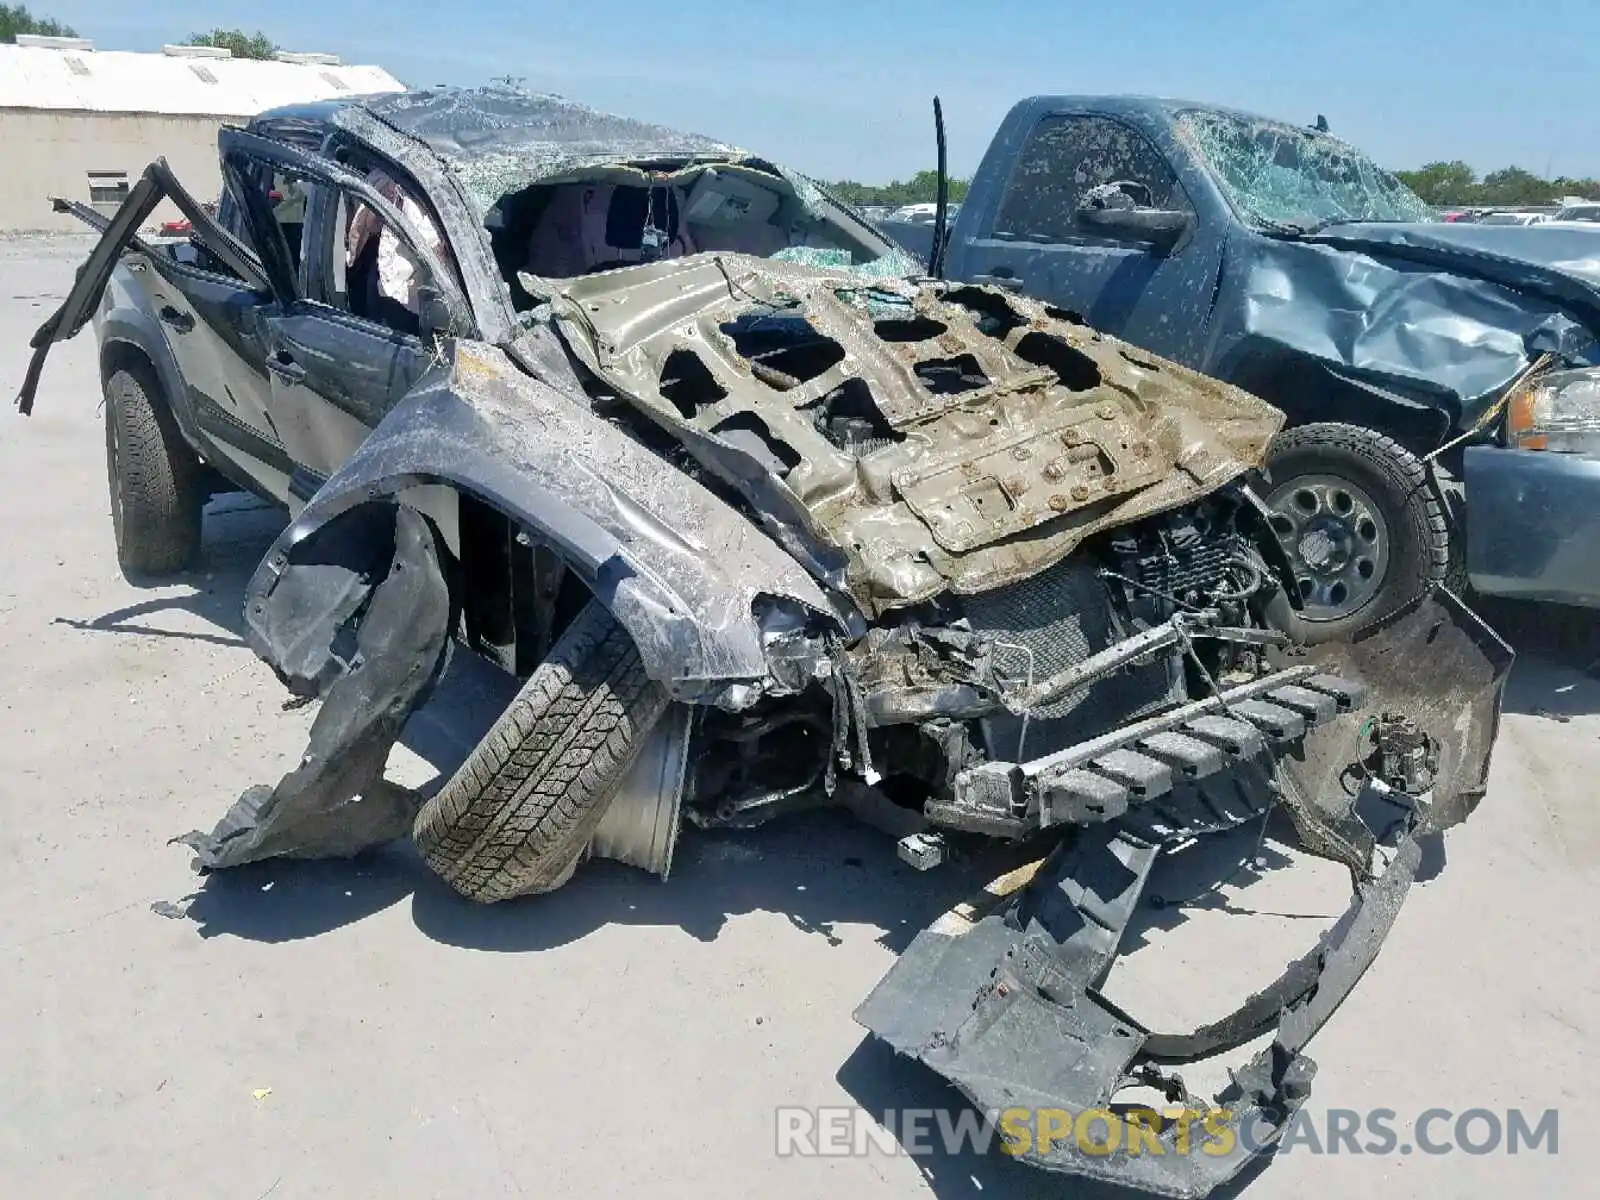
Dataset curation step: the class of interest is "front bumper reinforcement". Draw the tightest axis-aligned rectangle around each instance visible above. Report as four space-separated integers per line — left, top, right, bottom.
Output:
855 588 1513 1197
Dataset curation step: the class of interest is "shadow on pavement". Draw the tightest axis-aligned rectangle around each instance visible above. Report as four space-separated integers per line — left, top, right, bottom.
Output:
177 848 419 942
1475 597 1600 719
53 496 287 649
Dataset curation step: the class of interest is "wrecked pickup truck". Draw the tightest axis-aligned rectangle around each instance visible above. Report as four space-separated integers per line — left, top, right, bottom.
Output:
884 96 1600 618
19 87 1511 1197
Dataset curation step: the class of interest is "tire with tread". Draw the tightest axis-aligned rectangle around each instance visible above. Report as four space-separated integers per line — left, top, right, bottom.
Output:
414 599 668 903
1263 422 1450 643
104 364 204 576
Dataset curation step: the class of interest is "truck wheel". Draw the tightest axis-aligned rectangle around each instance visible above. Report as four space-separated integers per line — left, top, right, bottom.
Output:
1262 423 1448 643
104 365 204 577
414 598 669 903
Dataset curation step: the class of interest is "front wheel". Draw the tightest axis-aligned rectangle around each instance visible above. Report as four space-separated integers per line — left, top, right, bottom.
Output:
413 598 669 903
1261 423 1449 643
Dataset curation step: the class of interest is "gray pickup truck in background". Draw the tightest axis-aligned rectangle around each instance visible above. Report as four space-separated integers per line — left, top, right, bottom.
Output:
881 96 1600 624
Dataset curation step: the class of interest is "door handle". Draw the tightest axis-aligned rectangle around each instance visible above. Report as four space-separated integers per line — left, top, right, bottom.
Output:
972 273 1023 293
267 353 306 386
158 305 194 333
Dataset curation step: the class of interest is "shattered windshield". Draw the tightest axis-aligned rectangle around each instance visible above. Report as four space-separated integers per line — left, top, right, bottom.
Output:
1175 108 1436 230
363 87 916 288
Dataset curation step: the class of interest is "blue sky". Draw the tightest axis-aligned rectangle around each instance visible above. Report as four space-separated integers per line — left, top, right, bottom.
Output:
44 0 1599 182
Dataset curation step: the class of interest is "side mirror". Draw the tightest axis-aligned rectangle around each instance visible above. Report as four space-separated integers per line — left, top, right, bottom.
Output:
416 285 454 338
1076 180 1193 253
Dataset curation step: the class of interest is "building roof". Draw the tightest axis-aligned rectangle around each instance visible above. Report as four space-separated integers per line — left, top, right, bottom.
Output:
0 42 405 118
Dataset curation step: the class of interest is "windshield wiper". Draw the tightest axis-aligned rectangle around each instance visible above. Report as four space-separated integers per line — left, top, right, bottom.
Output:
1266 216 1418 238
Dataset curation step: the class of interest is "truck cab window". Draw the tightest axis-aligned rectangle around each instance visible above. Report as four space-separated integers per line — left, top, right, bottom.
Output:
332 172 448 338
992 115 1190 244
227 159 323 292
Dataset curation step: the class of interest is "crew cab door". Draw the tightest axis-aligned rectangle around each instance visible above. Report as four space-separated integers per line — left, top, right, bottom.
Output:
219 130 468 502
958 113 1224 365
17 164 284 501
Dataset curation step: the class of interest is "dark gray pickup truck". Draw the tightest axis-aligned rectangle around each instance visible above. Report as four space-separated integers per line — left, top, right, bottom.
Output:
883 96 1600 623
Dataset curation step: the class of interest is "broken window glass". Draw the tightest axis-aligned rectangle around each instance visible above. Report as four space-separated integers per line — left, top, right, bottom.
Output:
1175 108 1436 229
339 171 447 336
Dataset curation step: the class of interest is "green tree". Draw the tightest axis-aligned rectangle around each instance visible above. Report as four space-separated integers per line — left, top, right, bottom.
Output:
187 28 278 60
824 172 970 208
1476 167 1558 207
1550 177 1600 202
0 4 77 40
834 160 1600 214
1394 160 1478 206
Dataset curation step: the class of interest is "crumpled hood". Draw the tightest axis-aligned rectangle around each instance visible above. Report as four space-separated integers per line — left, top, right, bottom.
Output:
553 254 1284 612
1306 220 1600 328
1212 224 1600 432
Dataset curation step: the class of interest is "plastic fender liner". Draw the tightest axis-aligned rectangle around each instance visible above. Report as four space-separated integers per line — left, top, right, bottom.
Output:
243 342 845 706
1276 586 1514 866
177 504 453 869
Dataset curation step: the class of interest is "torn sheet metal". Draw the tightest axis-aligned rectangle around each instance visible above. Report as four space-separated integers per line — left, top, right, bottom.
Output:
242 342 847 708
555 256 1283 612
177 506 453 868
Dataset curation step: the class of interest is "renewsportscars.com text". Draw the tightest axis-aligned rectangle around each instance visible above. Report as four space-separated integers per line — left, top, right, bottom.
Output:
775 1105 1559 1159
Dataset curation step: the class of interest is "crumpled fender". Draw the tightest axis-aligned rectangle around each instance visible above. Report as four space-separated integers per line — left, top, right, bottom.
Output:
1209 232 1596 433
243 341 848 705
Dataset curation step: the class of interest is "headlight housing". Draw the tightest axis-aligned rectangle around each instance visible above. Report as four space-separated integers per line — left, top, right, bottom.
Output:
1506 367 1600 454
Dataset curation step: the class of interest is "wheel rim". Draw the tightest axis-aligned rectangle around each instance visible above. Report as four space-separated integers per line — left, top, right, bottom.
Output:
1264 473 1390 621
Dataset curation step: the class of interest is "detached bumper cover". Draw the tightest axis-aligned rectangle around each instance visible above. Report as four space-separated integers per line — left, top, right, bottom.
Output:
856 589 1512 1198
1466 444 1600 608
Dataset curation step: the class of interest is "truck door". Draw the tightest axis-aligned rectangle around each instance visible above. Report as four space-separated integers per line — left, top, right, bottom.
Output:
957 113 1224 365
219 130 464 504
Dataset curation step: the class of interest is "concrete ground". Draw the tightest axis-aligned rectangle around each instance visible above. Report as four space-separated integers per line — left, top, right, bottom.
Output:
2 234 1596 1199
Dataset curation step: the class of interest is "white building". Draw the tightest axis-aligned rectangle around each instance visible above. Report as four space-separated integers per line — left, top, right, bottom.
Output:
0 37 405 231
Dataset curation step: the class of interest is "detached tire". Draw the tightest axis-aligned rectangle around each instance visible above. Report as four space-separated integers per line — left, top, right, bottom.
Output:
104 365 203 576
414 599 669 903
1262 422 1449 643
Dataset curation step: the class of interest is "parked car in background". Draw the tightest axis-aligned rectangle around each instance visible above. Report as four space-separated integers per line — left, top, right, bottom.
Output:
1553 201 1600 223
1477 210 1548 226
882 95 1600 614
889 201 939 222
